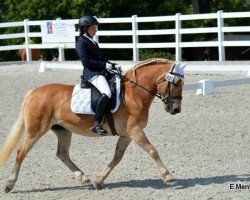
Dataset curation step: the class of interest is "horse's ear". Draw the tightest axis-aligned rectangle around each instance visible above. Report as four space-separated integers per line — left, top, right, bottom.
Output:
179 63 187 71
179 63 186 78
174 63 186 77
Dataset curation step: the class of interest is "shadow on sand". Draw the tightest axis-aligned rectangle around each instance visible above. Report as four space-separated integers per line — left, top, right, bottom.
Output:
106 174 250 189
9 174 250 193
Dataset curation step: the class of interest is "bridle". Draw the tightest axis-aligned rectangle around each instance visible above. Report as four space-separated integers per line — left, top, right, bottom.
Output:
156 64 184 104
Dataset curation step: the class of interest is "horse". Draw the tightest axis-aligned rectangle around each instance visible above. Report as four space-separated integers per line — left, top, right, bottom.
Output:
0 58 185 192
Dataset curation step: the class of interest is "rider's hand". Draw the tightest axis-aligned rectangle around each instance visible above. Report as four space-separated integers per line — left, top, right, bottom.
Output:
112 63 121 71
106 63 121 71
106 63 113 70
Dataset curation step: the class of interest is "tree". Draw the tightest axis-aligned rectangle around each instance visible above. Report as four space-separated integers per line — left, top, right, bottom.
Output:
210 0 248 12
0 0 248 61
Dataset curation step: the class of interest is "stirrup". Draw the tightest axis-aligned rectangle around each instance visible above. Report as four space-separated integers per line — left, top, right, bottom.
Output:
91 123 108 136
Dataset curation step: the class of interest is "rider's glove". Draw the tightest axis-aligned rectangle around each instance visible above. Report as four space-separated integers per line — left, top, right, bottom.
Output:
106 63 121 71
112 63 121 71
106 63 113 70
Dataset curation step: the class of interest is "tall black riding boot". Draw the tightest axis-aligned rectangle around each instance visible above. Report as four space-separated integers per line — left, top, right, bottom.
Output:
91 94 110 136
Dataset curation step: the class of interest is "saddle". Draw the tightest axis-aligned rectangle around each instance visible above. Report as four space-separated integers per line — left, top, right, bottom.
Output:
81 73 120 113
71 72 122 136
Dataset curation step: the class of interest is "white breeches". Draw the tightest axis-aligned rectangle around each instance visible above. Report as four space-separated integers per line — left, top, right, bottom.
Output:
88 75 112 98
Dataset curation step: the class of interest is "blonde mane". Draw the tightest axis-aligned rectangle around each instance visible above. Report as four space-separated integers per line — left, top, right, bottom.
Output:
123 58 173 75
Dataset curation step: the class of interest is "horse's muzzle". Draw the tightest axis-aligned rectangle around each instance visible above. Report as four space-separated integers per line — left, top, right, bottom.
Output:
170 107 181 115
166 104 181 115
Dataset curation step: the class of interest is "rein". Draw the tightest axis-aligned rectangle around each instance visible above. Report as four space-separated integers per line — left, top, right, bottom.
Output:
122 74 162 99
109 69 161 99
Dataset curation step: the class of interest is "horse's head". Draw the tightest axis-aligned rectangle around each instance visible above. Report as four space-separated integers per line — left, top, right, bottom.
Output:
156 63 186 115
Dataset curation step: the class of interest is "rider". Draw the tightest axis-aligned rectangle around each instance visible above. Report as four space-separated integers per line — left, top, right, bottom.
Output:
75 15 119 136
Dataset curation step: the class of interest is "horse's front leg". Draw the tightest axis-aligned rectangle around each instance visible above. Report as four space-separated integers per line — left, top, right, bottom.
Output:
94 136 131 190
128 125 174 183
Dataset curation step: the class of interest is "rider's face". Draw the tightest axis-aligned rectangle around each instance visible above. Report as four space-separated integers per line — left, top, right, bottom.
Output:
87 25 98 38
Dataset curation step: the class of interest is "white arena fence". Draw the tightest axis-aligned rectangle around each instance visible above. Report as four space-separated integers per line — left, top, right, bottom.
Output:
0 11 250 62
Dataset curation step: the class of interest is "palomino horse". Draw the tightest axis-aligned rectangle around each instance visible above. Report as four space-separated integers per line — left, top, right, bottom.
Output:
0 58 185 192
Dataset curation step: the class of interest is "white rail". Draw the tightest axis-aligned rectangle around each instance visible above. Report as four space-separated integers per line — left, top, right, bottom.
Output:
0 11 250 62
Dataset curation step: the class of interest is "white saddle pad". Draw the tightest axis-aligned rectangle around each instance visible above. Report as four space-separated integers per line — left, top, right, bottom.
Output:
71 76 121 115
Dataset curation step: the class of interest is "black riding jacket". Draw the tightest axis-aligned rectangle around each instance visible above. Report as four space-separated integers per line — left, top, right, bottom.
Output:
75 35 108 80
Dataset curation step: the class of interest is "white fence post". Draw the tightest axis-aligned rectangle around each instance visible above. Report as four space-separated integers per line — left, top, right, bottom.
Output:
175 13 182 62
58 46 65 61
24 19 32 61
56 18 65 61
217 10 225 61
132 15 139 61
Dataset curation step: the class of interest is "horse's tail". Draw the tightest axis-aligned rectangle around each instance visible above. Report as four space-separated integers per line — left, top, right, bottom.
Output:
0 90 33 167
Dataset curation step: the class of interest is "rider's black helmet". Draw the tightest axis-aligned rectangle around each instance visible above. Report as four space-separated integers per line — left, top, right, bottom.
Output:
78 15 99 29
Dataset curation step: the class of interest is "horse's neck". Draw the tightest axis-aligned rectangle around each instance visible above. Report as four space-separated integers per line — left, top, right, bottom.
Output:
136 64 167 91
125 64 168 104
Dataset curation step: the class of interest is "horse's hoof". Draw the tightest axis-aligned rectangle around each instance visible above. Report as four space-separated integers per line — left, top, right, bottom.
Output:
93 182 104 190
82 179 93 188
4 185 12 193
165 174 175 183
82 179 91 185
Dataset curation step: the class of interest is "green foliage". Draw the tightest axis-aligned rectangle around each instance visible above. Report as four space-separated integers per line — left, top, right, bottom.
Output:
0 0 248 61
210 0 248 12
139 49 175 61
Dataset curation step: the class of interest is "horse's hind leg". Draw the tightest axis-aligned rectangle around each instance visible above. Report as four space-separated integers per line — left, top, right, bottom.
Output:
5 103 52 193
94 136 131 190
5 134 41 193
51 125 91 186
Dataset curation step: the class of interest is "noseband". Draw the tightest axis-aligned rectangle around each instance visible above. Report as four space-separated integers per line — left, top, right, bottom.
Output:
161 81 182 104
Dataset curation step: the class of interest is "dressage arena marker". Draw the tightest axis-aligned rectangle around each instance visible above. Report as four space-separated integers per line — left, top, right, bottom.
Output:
39 61 250 95
195 80 215 95
184 78 250 95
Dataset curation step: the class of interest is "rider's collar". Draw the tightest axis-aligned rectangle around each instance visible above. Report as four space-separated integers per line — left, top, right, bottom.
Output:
84 34 97 45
